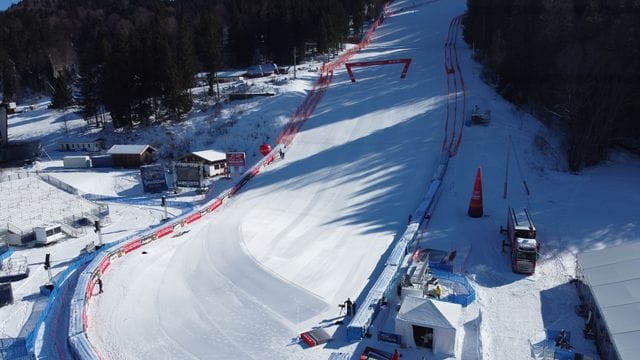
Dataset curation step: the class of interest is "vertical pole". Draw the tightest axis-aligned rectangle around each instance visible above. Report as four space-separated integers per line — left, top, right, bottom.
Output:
215 71 221 103
503 138 510 199
161 195 167 220
293 47 297 79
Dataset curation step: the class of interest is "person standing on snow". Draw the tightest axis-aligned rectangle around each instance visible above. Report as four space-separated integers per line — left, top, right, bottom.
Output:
345 298 353 316
434 285 442 299
96 277 103 294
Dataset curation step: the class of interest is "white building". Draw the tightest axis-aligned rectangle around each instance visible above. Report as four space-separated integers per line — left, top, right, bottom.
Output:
395 296 461 356
59 138 106 152
178 150 227 177
576 242 640 360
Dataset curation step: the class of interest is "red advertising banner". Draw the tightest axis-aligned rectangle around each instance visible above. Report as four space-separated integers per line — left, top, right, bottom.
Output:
185 212 201 224
209 198 223 212
98 257 110 274
250 167 260 177
226 152 246 167
156 225 174 239
123 239 142 254
86 281 94 300
266 154 275 165
300 332 317 347
83 308 88 330
229 184 241 196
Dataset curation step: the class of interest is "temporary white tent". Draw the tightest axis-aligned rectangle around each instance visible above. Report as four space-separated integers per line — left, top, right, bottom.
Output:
576 241 640 360
395 296 461 356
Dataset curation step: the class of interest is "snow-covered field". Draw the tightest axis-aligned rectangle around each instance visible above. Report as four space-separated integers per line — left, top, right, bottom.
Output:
1 0 639 359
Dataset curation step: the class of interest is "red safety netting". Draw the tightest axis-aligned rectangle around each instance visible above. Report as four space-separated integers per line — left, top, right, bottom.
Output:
276 2 391 147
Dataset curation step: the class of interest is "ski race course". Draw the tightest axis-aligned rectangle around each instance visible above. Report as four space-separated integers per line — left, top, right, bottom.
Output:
39 0 620 359
78 1 473 359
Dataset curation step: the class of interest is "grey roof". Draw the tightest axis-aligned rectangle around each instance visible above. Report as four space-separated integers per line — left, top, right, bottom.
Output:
577 241 640 360
215 71 248 78
59 138 105 143
107 145 156 155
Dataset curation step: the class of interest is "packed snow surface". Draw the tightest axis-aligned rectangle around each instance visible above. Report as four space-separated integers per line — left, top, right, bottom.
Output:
1 0 638 359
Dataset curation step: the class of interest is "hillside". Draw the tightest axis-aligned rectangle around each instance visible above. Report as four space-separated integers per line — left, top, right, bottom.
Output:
1 0 639 359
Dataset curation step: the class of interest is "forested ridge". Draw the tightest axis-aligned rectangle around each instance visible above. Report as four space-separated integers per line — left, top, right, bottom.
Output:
0 0 383 128
464 0 640 171
5 0 638 171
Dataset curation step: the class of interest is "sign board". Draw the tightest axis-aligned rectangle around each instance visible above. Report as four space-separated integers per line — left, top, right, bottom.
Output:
378 331 401 344
140 164 168 193
0 282 13 307
174 162 204 188
226 152 246 167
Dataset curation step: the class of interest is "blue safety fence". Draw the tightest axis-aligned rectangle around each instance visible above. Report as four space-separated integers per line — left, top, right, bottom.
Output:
328 352 351 360
24 241 121 353
431 269 476 307
0 337 31 360
0 247 14 262
83 194 194 209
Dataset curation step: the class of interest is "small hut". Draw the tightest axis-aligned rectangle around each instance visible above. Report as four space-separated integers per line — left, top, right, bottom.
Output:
178 150 227 177
107 145 157 168
395 296 461 356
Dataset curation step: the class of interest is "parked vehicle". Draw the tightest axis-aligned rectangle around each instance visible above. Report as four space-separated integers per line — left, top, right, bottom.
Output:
500 207 538 274
470 104 490 125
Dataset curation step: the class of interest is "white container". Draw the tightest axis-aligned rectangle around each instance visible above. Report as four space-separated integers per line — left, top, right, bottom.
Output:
34 224 65 245
63 155 92 168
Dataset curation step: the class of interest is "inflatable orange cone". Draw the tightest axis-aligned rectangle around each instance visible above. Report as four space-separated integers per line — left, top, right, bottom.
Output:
392 350 400 360
468 167 483 218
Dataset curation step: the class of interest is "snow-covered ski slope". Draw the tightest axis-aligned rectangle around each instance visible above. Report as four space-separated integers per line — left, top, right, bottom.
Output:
87 1 466 358
85 0 640 359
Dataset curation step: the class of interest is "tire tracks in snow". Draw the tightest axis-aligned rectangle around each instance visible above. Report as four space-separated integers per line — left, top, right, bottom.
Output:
442 15 466 157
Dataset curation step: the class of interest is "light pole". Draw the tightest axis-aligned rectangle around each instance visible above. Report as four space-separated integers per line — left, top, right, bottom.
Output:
293 47 297 79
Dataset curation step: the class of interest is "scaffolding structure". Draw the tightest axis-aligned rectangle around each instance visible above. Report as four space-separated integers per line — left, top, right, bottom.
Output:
0 175 109 244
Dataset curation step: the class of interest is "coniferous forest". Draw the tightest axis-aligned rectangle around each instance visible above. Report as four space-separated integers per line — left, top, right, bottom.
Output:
0 0 383 127
464 0 640 171
2 0 639 170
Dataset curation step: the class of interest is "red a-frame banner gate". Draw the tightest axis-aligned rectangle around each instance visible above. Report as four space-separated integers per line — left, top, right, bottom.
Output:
344 58 412 82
